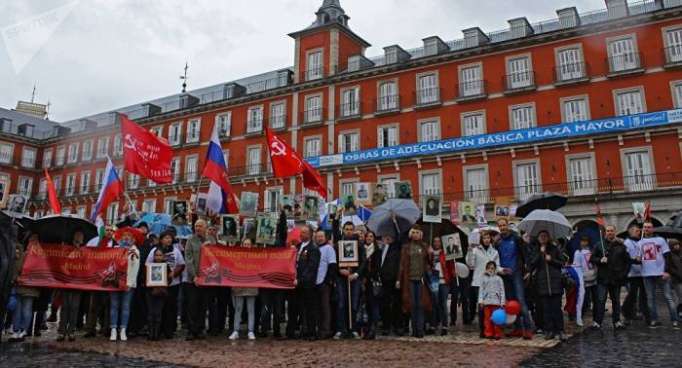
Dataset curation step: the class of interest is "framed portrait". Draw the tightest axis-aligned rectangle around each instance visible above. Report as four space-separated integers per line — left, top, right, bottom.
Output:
422 195 442 223
355 182 371 205
459 201 476 224
342 194 356 215
242 218 256 241
338 240 359 268
303 195 319 220
220 215 240 242
281 195 294 217
494 204 510 218
442 233 463 261
146 263 168 287
0 176 11 209
195 193 208 215
475 204 487 224
371 183 387 206
172 200 188 218
256 213 277 245
327 202 338 216
239 192 259 217
394 181 413 199
7 194 27 215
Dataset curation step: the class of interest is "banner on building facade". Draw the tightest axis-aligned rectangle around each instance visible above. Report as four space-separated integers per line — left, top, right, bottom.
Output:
195 246 296 289
17 243 128 291
307 109 682 167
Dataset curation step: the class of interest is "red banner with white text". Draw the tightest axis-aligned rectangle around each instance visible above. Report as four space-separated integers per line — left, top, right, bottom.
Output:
17 243 128 291
195 246 296 289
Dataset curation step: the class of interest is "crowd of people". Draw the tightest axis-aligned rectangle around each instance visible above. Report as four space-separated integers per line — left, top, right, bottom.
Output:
4 211 682 344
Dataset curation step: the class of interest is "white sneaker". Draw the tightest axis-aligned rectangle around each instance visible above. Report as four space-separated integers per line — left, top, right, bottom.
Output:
590 322 601 329
333 332 342 340
247 332 256 340
110 328 117 341
351 332 360 339
119 328 127 341
18 330 27 338
229 331 239 340
9 332 21 341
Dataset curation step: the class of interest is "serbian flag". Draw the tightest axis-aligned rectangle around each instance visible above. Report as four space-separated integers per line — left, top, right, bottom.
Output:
120 114 173 184
44 169 61 214
90 157 123 222
202 123 238 214
265 127 327 199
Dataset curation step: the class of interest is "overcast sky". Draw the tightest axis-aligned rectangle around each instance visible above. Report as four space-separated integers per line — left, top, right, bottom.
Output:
0 0 608 122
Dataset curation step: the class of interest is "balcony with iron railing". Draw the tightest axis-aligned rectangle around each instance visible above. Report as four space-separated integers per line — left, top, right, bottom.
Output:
338 101 362 120
303 67 326 82
607 52 644 76
664 45 682 68
554 62 590 85
375 94 400 114
267 114 287 131
245 118 264 136
457 80 487 102
415 87 441 108
504 71 536 94
301 108 325 127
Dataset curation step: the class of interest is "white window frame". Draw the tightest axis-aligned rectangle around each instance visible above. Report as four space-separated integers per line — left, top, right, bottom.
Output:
509 102 537 130
304 94 323 123
461 111 486 136
142 199 156 213
81 139 93 161
416 71 439 105
67 143 79 164
606 34 640 72
560 95 591 123
378 174 400 199
171 157 180 184
458 62 484 97
663 24 682 63
513 159 542 201
42 149 53 169
303 135 322 158
554 44 585 82
247 105 264 133
185 155 198 183
164 197 177 215
65 173 76 196
186 118 201 143
21 147 36 168
671 80 682 108
113 134 123 157
264 186 284 213
18 176 33 196
80 171 91 194
128 172 140 189
418 118 441 142
339 178 360 198
419 169 442 196
216 112 232 138
463 164 489 203
306 48 324 81
620 146 655 192
96 137 109 159
613 86 646 116
269 101 286 129
55 146 65 166
377 124 399 148
338 129 360 153
150 125 163 137
247 145 262 176
377 79 398 111
565 153 597 196
168 121 182 146
0 142 13 165
505 53 533 89
340 86 360 117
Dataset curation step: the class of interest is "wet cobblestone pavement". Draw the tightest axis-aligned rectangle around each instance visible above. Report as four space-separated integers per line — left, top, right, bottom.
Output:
521 320 680 367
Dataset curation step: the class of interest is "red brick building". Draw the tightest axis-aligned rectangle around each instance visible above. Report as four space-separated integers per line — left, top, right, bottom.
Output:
3 0 682 230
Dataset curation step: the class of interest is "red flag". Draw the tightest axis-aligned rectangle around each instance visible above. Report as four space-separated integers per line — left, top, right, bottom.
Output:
44 169 61 214
643 201 652 221
265 127 327 199
120 114 173 184
594 200 606 227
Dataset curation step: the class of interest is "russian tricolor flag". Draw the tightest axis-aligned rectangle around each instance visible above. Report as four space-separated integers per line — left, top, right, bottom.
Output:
91 157 123 222
203 123 238 214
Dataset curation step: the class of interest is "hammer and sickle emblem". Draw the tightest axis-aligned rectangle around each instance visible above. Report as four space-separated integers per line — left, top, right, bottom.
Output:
271 139 287 156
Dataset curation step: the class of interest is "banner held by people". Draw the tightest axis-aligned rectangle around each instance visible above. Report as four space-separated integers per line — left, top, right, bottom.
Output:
195 245 295 289
120 114 173 184
17 243 128 291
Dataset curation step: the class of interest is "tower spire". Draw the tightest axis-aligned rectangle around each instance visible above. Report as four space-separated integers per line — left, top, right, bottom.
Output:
312 0 348 28
179 62 189 93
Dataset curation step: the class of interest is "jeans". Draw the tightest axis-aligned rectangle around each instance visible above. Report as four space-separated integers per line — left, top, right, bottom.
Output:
110 288 135 329
410 280 424 335
335 277 361 333
541 294 564 335
623 277 650 322
502 271 533 331
643 276 679 322
431 284 449 329
58 291 81 335
233 295 256 333
12 295 35 333
594 283 622 325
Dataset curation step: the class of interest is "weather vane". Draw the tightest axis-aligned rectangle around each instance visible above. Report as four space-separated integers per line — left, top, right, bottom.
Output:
180 62 189 93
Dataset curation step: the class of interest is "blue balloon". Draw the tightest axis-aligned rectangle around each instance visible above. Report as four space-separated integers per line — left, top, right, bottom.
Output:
491 308 507 326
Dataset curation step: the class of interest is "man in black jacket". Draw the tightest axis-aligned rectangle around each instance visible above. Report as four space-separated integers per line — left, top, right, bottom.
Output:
294 225 321 340
378 233 403 336
332 218 366 339
591 225 632 329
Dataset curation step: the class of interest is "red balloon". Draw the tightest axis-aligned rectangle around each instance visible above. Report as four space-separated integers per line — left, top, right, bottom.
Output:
505 300 521 315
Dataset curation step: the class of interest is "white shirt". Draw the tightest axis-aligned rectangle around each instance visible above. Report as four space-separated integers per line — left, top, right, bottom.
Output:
466 244 500 287
624 238 642 277
297 241 310 261
638 236 669 277
380 243 390 266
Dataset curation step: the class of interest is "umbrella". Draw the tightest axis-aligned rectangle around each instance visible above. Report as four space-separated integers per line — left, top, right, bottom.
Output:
517 209 572 239
515 193 568 218
367 199 420 238
468 226 500 245
356 206 372 222
654 211 682 239
30 214 98 244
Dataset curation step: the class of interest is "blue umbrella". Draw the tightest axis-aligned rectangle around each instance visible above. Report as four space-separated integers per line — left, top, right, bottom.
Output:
357 206 372 222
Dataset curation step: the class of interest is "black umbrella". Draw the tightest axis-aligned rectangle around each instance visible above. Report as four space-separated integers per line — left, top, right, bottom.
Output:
654 211 682 239
515 192 568 218
29 214 98 244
